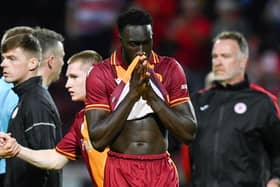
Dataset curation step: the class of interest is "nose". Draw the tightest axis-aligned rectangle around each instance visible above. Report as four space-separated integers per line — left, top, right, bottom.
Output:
137 44 145 56
212 56 221 66
65 79 70 89
139 44 143 53
0 59 7 67
140 46 148 56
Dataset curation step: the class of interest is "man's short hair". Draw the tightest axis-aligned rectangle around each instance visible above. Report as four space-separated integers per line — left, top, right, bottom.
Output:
117 8 153 33
32 27 64 58
213 31 249 58
67 50 103 65
1 26 33 46
1 33 42 61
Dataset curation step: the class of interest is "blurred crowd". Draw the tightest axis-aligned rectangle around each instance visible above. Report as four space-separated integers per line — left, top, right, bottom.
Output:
1 0 280 129
1 0 280 185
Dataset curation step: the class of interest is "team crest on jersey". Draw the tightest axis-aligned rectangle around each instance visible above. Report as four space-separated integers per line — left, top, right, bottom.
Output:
181 84 188 90
11 107 19 119
115 78 121 85
234 102 247 114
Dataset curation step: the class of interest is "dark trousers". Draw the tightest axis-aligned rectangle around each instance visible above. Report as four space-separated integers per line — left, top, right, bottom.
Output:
0 174 5 187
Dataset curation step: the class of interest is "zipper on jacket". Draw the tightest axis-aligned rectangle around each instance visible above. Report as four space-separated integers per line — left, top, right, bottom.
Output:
213 104 224 187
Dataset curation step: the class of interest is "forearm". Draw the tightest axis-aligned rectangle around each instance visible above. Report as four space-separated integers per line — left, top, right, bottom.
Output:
17 146 68 170
149 97 197 143
88 92 138 150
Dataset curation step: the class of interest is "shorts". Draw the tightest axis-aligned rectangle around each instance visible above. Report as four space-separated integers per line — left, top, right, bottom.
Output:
104 151 179 187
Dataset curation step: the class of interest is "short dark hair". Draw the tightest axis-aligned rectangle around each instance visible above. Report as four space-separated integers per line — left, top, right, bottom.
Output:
1 26 33 46
1 33 42 60
117 8 153 33
32 27 64 57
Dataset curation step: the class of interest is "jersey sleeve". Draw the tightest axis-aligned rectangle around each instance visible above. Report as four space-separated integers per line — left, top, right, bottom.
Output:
56 112 83 160
261 95 280 178
167 59 190 107
85 65 111 111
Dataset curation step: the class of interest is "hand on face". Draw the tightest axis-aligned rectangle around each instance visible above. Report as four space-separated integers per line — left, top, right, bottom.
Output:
130 54 155 101
0 132 21 158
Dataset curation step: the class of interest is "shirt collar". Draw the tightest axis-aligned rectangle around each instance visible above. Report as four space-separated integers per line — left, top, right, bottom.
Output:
13 76 43 97
214 75 249 91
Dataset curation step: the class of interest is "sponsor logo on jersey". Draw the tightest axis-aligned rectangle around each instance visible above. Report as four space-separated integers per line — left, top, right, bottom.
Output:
181 84 188 90
115 78 121 85
200 104 209 111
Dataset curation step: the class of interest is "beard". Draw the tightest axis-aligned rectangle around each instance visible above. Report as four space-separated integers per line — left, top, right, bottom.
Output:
213 70 243 85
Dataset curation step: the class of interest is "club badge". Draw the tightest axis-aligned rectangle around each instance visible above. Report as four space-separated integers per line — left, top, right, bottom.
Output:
234 102 247 114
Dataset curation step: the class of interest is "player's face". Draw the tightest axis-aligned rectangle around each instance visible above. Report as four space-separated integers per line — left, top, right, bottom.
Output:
65 61 88 102
120 24 153 65
211 39 246 85
1 47 35 85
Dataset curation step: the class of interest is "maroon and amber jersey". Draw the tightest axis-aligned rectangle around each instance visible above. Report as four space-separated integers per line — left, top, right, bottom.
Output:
85 48 190 111
56 109 108 187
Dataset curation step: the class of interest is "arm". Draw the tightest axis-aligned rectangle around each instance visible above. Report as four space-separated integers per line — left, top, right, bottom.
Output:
86 93 137 151
142 58 197 143
144 90 197 144
86 56 149 151
0 132 68 169
261 96 280 185
17 146 69 170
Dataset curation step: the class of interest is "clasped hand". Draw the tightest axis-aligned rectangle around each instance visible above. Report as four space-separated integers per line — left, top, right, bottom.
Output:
129 55 155 102
0 132 20 158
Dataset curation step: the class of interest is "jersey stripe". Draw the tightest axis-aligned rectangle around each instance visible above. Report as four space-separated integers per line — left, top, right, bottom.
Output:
169 97 190 107
85 104 111 111
250 83 280 118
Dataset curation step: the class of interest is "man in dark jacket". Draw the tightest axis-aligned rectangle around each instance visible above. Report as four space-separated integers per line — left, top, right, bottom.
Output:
0 26 64 187
190 31 280 187
1 34 62 187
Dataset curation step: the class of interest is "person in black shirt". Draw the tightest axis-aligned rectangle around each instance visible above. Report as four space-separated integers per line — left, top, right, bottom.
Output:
0 26 64 187
190 31 280 187
1 33 62 187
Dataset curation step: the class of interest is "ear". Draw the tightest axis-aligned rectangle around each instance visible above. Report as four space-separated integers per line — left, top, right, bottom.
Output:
47 56 55 69
28 57 40 71
240 56 248 70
